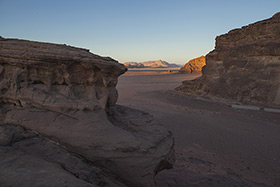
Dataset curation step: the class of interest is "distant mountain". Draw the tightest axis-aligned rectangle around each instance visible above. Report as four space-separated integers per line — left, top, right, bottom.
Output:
123 60 180 68
123 62 144 68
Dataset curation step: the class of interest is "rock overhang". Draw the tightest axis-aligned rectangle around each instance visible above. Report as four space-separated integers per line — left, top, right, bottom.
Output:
0 36 173 187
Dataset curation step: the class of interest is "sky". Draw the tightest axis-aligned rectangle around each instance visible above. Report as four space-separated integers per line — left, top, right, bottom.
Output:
1 0 280 65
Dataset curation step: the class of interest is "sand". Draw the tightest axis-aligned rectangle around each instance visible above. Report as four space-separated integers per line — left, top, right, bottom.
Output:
117 72 280 186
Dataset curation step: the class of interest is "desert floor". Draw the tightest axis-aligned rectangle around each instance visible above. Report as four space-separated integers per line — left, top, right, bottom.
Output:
117 72 280 186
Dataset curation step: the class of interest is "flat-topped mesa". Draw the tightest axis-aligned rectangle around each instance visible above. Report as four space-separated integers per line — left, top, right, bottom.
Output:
0 37 127 112
179 56 205 74
176 12 280 108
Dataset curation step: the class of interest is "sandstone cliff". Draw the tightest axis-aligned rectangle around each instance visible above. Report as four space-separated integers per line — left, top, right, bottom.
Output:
0 37 174 187
179 56 206 73
176 13 280 108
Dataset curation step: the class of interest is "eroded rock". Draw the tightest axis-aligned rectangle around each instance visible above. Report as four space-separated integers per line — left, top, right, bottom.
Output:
179 56 206 74
176 13 280 108
0 37 126 111
0 124 102 187
0 37 174 187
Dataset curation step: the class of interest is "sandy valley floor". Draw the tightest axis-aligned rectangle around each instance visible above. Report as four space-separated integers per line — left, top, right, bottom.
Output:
117 73 280 186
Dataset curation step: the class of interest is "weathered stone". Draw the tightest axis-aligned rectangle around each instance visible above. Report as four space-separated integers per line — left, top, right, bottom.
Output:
0 37 174 186
179 56 206 73
176 13 280 108
0 124 102 187
0 37 126 111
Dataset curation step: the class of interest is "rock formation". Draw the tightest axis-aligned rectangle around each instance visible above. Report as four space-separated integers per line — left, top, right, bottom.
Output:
178 56 205 73
0 37 174 186
176 12 280 108
123 60 180 68
0 123 106 187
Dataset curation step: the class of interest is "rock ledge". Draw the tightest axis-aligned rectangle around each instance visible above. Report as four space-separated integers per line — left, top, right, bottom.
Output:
0 37 174 187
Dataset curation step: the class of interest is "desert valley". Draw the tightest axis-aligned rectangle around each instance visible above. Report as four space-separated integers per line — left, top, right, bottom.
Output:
0 4 280 187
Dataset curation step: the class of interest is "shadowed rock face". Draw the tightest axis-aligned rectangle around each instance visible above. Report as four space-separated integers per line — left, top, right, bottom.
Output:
176 13 280 108
179 56 206 74
0 37 174 187
0 124 103 187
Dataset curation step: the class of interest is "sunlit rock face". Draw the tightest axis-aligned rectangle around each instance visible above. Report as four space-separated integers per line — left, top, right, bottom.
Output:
0 37 174 187
176 12 280 108
0 37 126 111
179 56 206 73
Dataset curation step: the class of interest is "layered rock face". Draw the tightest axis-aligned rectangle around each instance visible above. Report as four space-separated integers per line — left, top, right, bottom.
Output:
0 37 125 111
0 37 174 186
176 13 280 108
178 56 206 73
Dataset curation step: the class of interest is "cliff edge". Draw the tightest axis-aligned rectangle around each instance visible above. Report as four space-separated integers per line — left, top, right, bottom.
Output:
176 13 280 108
0 37 174 187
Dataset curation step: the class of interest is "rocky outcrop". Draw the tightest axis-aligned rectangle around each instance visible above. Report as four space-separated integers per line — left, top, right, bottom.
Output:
0 37 174 186
176 13 280 108
0 124 104 187
0 37 125 112
179 56 205 73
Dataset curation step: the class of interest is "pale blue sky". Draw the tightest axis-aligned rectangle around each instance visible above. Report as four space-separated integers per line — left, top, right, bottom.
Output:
1 0 279 65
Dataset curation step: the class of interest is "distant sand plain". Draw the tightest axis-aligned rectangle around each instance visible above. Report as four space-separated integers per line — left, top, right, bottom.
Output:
117 71 280 186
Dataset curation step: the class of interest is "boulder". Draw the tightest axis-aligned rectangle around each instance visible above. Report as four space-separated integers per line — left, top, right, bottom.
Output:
0 37 174 187
176 13 280 108
179 56 206 73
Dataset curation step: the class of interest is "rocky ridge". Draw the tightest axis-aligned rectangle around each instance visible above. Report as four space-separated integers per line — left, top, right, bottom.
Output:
179 56 206 73
123 60 180 68
0 37 174 187
176 13 280 108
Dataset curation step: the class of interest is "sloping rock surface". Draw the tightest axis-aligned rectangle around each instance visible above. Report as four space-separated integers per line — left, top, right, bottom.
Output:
176 13 280 108
179 56 206 73
155 168 267 187
0 37 174 187
0 124 102 187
